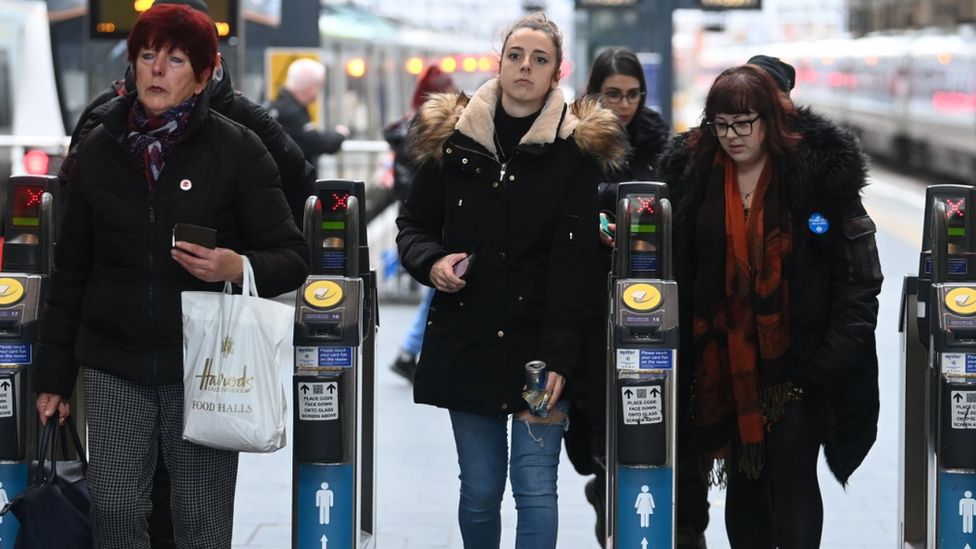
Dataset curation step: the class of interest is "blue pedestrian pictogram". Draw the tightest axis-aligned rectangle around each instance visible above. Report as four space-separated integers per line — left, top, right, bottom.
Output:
297 464 353 549
0 463 27 544
938 471 976 546
617 466 672 548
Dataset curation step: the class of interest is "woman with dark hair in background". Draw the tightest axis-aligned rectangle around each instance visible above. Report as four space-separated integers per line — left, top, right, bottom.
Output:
396 12 627 548
658 59 882 547
33 5 308 547
564 46 675 548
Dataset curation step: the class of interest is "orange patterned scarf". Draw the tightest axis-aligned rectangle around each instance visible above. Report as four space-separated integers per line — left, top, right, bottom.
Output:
691 151 792 479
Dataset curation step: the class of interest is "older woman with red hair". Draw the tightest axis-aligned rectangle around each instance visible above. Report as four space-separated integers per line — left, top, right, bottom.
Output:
33 4 308 547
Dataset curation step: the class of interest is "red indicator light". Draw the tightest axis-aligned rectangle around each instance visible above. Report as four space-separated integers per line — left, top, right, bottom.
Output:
946 198 965 219
329 192 349 213
23 150 49 175
632 196 655 215
11 185 44 227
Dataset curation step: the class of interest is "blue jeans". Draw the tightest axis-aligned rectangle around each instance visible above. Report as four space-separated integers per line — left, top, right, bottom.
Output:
402 287 434 356
449 400 571 549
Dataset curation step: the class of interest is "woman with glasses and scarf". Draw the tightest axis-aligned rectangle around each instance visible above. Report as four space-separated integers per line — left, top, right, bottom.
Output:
563 46 674 548
33 5 308 547
657 60 882 547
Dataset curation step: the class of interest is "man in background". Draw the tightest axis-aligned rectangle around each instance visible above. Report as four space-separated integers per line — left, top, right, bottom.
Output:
269 58 349 169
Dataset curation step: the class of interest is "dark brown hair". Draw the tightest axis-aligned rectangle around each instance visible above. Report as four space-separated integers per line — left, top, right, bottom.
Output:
688 64 801 168
500 12 563 80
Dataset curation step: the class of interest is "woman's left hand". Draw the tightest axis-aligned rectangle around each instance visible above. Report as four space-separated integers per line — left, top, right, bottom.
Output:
172 242 244 285
544 371 566 411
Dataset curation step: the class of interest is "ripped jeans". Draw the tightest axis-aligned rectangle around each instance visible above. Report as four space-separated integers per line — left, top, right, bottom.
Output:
448 400 571 549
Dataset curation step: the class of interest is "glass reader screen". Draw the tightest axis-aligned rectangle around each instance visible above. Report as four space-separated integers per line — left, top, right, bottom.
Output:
628 194 658 274
629 195 657 234
321 191 350 231
11 185 44 227
944 196 966 238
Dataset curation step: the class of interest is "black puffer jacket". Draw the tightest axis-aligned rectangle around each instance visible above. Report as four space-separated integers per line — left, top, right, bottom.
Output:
396 80 629 415
659 107 883 485
34 93 309 397
68 60 315 226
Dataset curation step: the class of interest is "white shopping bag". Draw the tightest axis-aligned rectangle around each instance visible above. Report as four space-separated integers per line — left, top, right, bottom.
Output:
181 256 293 453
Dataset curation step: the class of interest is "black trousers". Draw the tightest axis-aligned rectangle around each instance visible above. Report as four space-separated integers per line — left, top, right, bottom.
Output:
724 400 823 549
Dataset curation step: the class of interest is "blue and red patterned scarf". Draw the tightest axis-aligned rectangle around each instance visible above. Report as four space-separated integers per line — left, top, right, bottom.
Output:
126 96 198 190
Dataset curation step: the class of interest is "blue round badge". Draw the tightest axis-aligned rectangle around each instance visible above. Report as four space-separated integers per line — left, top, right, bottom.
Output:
808 212 829 235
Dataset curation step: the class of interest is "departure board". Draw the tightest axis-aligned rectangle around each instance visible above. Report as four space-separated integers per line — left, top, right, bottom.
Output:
89 0 237 39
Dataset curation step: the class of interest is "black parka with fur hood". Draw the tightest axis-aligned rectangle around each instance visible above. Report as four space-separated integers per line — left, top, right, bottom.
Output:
659 107 883 485
396 79 628 415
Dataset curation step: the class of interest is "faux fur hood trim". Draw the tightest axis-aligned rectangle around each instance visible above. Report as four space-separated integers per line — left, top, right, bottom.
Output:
410 78 628 171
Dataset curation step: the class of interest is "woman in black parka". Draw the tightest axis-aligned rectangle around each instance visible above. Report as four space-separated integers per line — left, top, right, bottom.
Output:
396 13 627 549
658 61 882 547
33 5 308 548
564 46 673 548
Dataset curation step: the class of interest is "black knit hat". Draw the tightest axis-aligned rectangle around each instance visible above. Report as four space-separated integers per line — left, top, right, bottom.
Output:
154 0 210 13
747 54 795 94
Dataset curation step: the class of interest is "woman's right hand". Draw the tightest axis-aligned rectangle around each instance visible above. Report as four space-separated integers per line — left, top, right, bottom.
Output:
429 252 468 293
36 393 70 426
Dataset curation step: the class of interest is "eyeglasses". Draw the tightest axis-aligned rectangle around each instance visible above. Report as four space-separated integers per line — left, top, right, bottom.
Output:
705 115 761 137
601 89 645 104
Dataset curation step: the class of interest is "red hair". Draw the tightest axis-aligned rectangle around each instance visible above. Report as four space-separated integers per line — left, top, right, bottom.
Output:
127 4 217 82
688 64 802 169
411 66 455 111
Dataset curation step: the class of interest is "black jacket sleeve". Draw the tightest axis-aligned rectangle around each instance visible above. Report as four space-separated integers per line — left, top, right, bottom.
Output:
801 198 883 393
233 129 310 297
34 137 97 396
395 160 447 287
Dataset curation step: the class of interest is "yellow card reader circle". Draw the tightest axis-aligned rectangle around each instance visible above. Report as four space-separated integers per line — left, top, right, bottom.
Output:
622 283 661 312
304 280 343 309
946 287 976 316
0 278 25 306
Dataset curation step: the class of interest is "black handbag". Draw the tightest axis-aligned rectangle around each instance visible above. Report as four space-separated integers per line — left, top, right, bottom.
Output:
2 412 91 549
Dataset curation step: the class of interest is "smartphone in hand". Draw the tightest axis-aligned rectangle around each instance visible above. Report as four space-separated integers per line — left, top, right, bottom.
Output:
172 223 217 249
452 254 475 279
599 212 615 239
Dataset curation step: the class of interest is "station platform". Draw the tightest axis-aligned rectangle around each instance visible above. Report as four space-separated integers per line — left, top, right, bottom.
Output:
230 171 915 548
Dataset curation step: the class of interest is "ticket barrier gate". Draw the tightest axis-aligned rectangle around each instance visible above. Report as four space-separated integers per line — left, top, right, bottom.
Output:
606 181 678 548
899 184 976 547
292 180 377 549
0 175 57 542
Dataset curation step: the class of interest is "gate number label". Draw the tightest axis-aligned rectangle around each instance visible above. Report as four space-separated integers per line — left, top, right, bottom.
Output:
298 382 338 421
621 386 663 425
951 391 976 429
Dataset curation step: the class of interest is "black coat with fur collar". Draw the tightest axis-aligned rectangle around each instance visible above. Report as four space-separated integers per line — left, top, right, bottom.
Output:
658 107 883 485
396 79 628 415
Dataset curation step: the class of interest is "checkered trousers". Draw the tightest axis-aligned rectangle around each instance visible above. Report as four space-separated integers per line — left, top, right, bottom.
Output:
83 368 239 549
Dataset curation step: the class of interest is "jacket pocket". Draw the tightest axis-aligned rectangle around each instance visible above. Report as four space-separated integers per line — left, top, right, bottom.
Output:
842 214 882 281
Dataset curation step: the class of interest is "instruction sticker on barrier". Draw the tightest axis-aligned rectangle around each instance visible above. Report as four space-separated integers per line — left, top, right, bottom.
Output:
951 391 976 429
295 346 353 368
621 385 663 425
298 382 339 421
616 348 674 370
0 380 13 418
941 353 976 375
0 344 30 364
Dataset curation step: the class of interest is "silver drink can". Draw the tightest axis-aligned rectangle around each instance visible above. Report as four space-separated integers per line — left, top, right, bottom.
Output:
525 360 547 391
